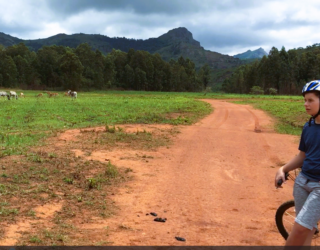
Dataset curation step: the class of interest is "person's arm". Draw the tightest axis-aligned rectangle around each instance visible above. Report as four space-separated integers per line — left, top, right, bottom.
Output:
274 151 306 188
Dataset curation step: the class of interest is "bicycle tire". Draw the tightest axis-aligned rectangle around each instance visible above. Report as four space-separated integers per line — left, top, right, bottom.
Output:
275 200 295 240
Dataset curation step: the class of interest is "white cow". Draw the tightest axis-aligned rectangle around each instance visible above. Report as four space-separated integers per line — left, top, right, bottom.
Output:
0 91 10 100
9 91 18 100
68 90 77 99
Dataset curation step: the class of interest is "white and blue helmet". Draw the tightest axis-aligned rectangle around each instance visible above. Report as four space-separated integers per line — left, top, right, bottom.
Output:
302 80 320 95
302 80 320 126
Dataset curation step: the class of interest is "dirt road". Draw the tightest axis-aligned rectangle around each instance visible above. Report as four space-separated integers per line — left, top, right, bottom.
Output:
0 99 301 246
98 99 299 246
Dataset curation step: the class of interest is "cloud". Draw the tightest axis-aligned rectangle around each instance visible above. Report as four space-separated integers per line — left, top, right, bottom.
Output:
0 0 320 55
46 0 204 16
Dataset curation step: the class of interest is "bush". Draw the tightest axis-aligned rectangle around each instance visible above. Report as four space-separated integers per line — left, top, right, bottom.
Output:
250 86 264 95
268 88 277 95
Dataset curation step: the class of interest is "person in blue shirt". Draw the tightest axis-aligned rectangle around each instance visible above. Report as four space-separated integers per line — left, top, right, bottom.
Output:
275 80 320 247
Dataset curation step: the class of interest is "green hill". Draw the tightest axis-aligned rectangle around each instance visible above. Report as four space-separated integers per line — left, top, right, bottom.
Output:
0 27 246 87
0 28 244 68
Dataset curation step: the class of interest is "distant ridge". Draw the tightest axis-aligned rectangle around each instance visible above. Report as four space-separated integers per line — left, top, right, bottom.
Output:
0 27 243 70
0 27 250 87
233 47 268 59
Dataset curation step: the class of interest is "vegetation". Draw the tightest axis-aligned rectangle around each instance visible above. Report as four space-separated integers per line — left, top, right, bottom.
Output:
0 91 310 157
203 93 305 135
0 27 245 89
222 44 320 95
0 43 212 92
0 28 244 70
0 90 312 245
0 91 212 156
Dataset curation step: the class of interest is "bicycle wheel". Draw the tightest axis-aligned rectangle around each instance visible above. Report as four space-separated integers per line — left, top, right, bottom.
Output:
275 200 295 240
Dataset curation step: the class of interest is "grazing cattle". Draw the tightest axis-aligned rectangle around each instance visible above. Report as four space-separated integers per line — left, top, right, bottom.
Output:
68 90 77 99
37 93 43 97
49 93 58 98
9 91 18 100
20 93 25 98
0 91 10 100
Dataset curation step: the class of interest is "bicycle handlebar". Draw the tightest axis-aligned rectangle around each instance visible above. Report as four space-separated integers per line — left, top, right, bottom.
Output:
277 172 289 187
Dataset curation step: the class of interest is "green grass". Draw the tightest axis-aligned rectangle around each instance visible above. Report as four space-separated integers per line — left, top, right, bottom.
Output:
143 91 308 135
0 90 212 156
0 90 311 245
226 95 306 135
160 91 308 135
0 90 310 156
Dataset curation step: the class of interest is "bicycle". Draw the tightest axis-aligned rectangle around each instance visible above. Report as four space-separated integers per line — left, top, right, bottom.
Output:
275 169 319 241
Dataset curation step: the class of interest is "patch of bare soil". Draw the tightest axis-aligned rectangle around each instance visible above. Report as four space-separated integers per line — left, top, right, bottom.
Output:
0 100 302 246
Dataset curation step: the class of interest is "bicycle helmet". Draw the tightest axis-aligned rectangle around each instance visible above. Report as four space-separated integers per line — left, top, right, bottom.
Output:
302 80 320 126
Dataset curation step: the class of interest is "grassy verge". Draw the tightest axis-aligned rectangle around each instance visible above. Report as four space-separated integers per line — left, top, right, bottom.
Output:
0 91 212 156
219 94 306 136
165 91 307 136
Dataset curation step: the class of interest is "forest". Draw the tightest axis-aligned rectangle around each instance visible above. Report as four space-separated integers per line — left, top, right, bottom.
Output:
222 44 320 95
0 43 210 92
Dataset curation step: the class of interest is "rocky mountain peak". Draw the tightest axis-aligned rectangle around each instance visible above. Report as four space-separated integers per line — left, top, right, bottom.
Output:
158 27 200 47
233 47 268 59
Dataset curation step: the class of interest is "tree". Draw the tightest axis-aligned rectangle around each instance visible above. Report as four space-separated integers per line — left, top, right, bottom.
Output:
59 51 84 90
266 47 281 92
109 49 128 87
75 43 97 89
199 64 211 90
124 64 135 89
134 67 147 90
0 55 18 87
104 55 115 88
92 50 105 89
35 45 65 89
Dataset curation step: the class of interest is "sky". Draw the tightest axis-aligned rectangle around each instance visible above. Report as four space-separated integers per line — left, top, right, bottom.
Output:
1 0 320 56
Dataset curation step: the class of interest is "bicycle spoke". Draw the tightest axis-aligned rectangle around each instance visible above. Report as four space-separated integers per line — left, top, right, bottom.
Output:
283 211 295 220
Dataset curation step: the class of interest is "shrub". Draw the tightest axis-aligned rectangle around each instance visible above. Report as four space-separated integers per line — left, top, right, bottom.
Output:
250 86 264 95
268 88 278 95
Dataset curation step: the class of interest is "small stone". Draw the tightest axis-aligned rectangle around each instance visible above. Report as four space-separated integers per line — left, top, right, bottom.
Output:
154 217 166 222
175 237 186 242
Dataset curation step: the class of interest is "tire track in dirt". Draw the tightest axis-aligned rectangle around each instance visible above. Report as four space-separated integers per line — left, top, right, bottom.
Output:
245 107 283 167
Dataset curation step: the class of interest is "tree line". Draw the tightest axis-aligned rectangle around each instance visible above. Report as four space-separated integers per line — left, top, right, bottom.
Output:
0 43 210 92
222 45 320 95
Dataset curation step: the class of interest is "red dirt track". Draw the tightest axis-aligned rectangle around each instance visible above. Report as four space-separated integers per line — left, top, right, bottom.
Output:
0 99 300 246
100 99 298 246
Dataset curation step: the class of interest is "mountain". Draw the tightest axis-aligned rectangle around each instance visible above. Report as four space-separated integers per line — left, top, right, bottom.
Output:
0 28 243 70
0 32 22 46
0 27 248 88
233 47 268 60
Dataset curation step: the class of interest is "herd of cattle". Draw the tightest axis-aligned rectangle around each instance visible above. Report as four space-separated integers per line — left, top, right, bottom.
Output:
0 90 77 100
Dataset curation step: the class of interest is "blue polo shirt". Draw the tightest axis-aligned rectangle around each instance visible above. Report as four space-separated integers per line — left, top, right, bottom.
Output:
299 120 320 181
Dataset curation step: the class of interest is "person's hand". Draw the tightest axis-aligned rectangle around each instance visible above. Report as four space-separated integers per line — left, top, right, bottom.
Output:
275 167 286 188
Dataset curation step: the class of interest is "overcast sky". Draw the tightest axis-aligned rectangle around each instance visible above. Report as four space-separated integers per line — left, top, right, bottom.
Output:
1 0 320 56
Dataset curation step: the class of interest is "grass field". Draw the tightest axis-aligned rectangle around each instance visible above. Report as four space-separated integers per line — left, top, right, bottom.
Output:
0 90 309 245
0 90 213 157
0 90 308 156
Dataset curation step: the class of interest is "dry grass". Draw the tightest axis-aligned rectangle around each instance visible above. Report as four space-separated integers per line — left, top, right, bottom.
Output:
0 124 178 245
